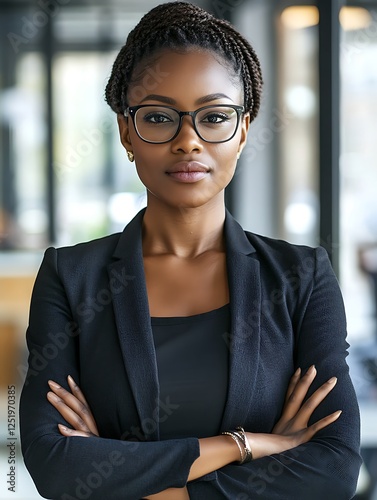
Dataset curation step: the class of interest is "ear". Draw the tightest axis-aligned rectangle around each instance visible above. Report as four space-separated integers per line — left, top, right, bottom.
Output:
117 113 133 152
238 112 250 155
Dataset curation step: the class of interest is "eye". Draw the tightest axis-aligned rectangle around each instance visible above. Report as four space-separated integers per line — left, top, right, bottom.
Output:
143 112 174 124
201 112 231 124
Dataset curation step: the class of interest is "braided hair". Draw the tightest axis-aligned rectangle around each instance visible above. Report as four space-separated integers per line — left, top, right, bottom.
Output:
105 1 263 121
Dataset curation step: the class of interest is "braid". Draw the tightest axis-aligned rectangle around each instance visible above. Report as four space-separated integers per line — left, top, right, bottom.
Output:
105 1 263 121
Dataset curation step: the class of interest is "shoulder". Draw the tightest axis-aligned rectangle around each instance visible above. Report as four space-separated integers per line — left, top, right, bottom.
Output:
244 230 331 275
39 232 123 286
241 231 343 331
54 232 122 261
225 212 334 285
241 231 339 312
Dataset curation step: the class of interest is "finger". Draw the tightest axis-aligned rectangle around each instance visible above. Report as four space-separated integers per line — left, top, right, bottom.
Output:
282 365 317 421
284 367 301 405
294 377 338 426
58 424 92 438
47 381 91 421
67 375 99 436
47 391 93 434
307 410 342 435
47 380 98 436
67 376 99 435
297 410 343 443
67 375 89 407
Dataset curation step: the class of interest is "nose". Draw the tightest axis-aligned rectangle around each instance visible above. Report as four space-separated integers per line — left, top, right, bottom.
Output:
170 115 203 154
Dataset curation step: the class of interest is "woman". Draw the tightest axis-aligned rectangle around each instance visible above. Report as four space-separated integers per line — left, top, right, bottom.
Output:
20 2 361 499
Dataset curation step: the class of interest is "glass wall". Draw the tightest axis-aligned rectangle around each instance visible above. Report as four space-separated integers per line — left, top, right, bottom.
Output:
0 5 149 251
277 6 319 247
340 8 377 498
340 7 377 345
52 50 146 246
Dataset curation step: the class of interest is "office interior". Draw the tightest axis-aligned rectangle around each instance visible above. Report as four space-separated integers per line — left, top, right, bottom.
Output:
0 0 377 498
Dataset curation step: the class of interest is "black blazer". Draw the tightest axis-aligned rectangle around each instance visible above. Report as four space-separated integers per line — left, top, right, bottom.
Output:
20 209 361 499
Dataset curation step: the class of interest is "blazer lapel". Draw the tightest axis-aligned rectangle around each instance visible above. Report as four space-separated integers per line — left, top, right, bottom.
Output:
107 209 160 441
107 208 261 437
220 212 262 430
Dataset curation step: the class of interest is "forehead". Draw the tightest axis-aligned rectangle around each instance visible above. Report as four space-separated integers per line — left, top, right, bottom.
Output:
128 49 243 107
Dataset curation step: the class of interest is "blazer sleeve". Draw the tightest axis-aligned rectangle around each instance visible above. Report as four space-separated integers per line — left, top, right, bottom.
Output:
187 246 362 500
19 248 200 500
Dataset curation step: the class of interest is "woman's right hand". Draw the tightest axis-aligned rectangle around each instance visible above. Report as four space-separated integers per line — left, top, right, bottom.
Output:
246 365 342 459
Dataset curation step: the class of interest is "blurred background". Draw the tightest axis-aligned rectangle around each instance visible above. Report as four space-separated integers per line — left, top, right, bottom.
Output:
0 0 376 498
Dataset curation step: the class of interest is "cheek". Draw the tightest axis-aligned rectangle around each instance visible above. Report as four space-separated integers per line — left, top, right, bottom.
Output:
136 146 168 164
209 147 238 191
133 145 168 185
212 142 239 169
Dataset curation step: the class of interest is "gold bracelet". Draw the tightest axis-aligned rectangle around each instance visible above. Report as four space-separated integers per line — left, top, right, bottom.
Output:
235 427 253 463
221 431 245 463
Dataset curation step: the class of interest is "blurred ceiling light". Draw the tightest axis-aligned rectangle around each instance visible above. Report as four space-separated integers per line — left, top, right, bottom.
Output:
285 85 316 119
281 5 371 31
18 209 48 234
284 202 317 235
340 7 372 31
280 6 319 30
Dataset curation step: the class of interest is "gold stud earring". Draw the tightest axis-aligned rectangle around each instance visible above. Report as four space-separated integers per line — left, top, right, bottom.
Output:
127 151 134 162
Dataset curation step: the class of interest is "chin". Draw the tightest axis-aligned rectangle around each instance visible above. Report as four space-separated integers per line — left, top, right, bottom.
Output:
170 195 221 211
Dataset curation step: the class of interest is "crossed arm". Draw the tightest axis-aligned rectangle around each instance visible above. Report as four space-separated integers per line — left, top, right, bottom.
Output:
46 366 341 499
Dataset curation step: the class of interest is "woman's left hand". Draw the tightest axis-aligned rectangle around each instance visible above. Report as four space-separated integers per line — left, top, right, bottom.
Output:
47 376 99 438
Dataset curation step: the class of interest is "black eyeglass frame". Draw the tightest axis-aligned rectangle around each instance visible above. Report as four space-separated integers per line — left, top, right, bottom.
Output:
124 104 245 144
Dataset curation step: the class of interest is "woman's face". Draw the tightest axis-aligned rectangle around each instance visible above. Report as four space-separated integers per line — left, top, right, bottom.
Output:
117 49 250 210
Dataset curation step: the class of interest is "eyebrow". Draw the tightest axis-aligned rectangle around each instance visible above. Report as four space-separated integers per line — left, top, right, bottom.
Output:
140 94 176 105
139 93 234 105
196 93 235 105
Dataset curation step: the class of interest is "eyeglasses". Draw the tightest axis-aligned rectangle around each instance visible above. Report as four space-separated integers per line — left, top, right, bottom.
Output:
124 104 245 144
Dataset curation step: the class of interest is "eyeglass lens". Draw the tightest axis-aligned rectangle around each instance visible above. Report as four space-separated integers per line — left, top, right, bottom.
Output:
133 106 239 143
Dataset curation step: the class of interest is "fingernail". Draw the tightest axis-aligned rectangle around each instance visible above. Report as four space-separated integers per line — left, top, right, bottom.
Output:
308 365 316 374
47 391 59 401
295 367 301 375
336 410 342 417
67 375 75 385
328 376 337 384
48 380 60 389
58 424 68 431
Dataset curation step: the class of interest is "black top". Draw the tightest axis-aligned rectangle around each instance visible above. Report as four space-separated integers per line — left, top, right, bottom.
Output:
151 304 230 439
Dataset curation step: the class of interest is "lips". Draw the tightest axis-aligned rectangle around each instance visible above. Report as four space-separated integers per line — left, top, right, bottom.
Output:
166 161 210 174
166 161 210 183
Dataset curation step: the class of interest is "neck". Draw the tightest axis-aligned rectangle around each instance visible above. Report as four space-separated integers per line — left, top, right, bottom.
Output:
142 195 226 258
